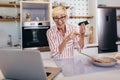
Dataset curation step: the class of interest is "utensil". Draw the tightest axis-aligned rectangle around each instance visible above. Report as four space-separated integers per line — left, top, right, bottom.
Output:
80 53 112 63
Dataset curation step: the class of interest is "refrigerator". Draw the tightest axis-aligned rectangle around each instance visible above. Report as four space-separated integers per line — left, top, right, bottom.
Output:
97 8 118 53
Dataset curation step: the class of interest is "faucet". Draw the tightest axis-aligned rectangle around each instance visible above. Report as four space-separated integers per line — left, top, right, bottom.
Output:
7 35 12 47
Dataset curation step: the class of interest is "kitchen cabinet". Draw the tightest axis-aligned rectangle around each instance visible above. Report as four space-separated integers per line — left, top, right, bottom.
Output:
0 1 51 50
0 0 51 50
21 1 50 50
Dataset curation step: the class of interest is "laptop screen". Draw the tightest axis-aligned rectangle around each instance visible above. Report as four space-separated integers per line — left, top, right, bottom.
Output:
0 50 47 80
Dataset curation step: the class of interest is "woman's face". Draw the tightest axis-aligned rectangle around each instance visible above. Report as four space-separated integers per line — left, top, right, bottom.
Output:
53 14 67 29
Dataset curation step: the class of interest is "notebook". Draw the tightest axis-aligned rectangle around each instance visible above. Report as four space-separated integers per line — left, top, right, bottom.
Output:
0 50 61 80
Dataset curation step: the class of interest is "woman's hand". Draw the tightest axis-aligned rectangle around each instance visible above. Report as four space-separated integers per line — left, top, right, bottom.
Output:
79 23 85 49
80 23 86 35
66 32 80 41
59 31 79 53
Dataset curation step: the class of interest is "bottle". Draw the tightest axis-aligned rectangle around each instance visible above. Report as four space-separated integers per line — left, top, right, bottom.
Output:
26 12 31 21
89 26 93 43
78 20 89 26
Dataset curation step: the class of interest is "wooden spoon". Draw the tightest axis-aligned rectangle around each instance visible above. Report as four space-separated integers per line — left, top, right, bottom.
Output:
80 53 111 63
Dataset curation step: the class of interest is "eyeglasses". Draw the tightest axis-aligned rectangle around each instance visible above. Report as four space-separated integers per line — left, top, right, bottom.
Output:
53 16 66 21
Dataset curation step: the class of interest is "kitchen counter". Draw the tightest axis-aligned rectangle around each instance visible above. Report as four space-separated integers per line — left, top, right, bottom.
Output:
0 47 22 50
0 52 120 80
43 52 120 80
84 43 98 48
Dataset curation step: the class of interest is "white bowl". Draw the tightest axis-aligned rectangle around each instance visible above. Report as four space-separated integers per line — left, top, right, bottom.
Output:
92 57 117 67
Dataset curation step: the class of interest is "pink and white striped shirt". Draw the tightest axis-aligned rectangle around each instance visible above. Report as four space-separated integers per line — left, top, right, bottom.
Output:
47 24 81 59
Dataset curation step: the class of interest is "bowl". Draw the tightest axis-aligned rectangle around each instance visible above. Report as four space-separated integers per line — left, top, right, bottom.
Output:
92 57 117 67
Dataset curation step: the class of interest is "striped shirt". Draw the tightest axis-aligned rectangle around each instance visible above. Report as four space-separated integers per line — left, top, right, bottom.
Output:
47 24 81 59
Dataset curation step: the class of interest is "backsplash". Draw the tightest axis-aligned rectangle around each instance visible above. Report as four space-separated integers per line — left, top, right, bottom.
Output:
51 0 93 44
0 22 20 47
51 0 89 27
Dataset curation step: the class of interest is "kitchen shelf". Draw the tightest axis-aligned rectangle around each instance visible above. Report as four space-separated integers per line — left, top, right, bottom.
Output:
0 3 20 7
84 43 98 48
69 16 94 19
37 47 50 52
98 6 120 9
52 6 69 9
23 2 49 9
22 1 49 4
0 18 20 22
23 20 50 23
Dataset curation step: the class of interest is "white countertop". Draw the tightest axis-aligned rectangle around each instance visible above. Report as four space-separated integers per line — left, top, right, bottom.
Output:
0 52 120 80
43 52 120 80
0 47 22 50
84 43 98 47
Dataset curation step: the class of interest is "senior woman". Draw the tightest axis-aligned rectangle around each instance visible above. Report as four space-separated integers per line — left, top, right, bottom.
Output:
47 6 85 59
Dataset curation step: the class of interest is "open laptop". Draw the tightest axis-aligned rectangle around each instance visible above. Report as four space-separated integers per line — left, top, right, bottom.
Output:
0 50 61 80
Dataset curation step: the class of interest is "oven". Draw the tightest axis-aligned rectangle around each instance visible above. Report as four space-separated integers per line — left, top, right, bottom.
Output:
22 22 50 49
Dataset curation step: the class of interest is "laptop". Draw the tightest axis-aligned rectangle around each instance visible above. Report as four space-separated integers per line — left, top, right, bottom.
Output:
0 50 61 80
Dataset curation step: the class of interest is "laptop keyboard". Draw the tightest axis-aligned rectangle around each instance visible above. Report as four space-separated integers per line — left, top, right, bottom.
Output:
46 72 51 77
